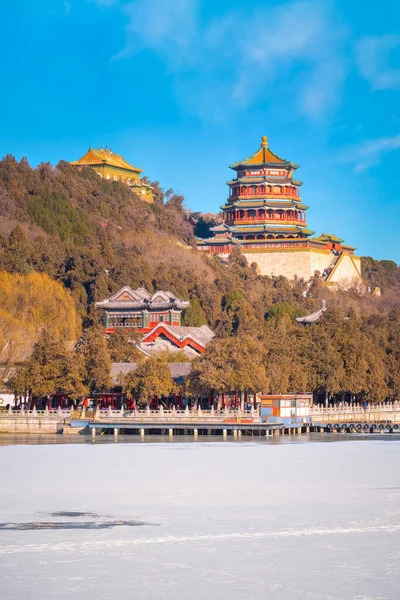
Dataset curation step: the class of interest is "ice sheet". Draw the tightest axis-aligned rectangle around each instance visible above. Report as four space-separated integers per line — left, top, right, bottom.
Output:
0 438 399 599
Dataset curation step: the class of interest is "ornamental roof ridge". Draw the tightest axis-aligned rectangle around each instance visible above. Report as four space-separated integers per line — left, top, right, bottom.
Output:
110 362 193 384
229 136 299 170
296 300 327 324
148 290 190 308
141 323 214 347
108 285 151 303
314 232 345 243
95 286 190 309
149 290 174 301
70 146 143 173
210 223 229 231
135 287 152 299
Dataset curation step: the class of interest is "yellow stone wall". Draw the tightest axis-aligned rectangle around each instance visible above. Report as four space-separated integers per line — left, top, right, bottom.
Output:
95 165 154 203
242 248 362 284
131 185 154 204
327 255 362 288
96 165 139 183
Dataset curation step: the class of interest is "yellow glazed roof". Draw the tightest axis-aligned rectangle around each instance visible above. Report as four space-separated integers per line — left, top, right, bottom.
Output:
230 136 297 169
71 147 142 174
314 232 344 244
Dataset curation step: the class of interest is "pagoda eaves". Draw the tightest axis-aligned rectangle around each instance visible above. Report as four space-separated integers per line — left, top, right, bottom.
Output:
212 136 311 246
71 147 142 173
229 136 299 170
197 135 362 287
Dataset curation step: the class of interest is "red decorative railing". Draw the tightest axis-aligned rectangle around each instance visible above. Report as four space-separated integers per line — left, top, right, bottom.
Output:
224 216 305 226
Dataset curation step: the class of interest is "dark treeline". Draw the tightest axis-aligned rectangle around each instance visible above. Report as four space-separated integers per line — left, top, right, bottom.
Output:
1 155 400 403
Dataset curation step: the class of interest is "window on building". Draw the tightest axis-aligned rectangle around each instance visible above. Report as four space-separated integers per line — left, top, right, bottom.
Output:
150 312 170 323
108 314 143 328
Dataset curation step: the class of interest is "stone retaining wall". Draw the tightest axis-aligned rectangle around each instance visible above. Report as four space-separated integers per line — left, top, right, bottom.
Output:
0 410 70 434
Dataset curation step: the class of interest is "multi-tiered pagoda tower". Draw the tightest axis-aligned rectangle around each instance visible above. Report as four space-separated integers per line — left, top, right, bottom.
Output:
198 136 362 285
220 135 312 244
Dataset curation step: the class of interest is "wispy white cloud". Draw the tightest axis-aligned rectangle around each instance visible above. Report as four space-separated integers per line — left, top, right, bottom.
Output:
300 58 346 117
342 134 400 172
228 2 348 117
112 0 198 64
93 0 349 121
356 35 400 91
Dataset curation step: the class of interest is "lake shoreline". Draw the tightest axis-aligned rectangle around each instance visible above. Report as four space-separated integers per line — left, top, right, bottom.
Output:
1 431 400 447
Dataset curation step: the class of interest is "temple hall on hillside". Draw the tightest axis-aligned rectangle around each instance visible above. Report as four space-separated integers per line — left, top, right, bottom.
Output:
197 136 361 286
70 146 154 202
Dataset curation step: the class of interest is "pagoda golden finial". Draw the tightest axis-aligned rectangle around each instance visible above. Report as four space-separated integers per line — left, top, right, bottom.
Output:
261 136 268 148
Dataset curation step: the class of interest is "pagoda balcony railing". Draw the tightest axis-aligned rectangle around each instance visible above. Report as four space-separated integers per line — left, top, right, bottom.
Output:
230 191 300 199
225 217 305 226
240 241 311 250
239 240 351 252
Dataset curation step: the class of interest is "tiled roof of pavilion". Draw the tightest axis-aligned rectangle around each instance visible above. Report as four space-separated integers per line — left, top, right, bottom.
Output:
230 136 299 169
142 324 214 347
139 324 215 358
296 300 327 324
210 223 229 232
111 362 192 385
70 147 142 174
314 233 345 244
142 324 214 346
197 234 237 245
95 286 190 310
205 238 233 245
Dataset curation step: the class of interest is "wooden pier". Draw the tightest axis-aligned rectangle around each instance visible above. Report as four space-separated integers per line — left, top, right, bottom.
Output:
84 420 284 438
82 421 399 438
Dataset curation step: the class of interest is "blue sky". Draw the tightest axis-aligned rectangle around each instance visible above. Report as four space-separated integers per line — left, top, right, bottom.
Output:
2 0 400 261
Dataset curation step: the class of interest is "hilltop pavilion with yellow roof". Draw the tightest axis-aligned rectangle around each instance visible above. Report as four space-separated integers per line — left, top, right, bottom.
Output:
197 136 362 287
70 146 154 203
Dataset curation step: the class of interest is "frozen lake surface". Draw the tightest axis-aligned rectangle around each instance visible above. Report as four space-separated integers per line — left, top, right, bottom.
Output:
0 437 399 599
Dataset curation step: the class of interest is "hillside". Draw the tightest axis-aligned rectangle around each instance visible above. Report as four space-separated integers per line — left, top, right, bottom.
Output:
1 154 400 401
0 155 321 327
